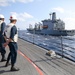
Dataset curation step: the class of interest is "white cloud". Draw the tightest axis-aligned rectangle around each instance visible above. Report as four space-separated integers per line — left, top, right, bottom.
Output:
10 12 33 21
10 12 31 30
66 11 75 17
61 10 75 30
52 7 65 13
64 17 75 30
17 0 34 3
20 12 33 18
11 0 16 3
0 0 9 6
0 0 34 6
35 0 43 2
10 12 39 30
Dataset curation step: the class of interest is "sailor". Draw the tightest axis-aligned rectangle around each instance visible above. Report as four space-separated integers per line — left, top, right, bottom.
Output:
0 14 6 62
4 15 19 71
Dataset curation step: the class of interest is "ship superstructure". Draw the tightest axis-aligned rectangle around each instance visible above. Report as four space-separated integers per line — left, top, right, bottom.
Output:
27 12 75 36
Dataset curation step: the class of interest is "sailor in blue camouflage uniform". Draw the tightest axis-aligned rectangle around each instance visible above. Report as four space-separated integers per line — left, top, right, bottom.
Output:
4 15 19 71
0 14 6 62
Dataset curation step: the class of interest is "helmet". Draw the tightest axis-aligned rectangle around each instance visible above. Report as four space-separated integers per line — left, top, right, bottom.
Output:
0 14 4 18
9 15 17 20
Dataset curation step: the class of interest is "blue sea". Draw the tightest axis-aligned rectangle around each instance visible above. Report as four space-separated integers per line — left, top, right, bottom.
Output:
18 30 75 62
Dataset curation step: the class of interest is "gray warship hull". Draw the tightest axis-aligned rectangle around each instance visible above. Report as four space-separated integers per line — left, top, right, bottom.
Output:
27 29 75 36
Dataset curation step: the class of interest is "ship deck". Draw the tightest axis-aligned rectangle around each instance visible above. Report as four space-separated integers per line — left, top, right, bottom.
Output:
0 38 75 75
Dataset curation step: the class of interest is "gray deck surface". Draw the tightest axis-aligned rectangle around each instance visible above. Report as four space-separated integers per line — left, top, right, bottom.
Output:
0 38 75 75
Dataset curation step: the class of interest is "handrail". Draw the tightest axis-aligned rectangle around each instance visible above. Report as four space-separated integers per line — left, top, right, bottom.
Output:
59 36 75 62
18 31 75 62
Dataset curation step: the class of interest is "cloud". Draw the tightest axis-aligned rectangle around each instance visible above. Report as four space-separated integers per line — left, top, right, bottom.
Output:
52 7 65 13
35 0 43 2
64 18 75 22
17 0 34 3
0 0 9 6
62 10 75 29
64 17 75 30
0 0 34 6
10 12 39 30
10 12 33 21
65 10 75 17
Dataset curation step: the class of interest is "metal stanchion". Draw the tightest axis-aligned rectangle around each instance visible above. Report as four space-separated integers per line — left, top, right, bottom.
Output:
33 29 35 44
61 36 63 58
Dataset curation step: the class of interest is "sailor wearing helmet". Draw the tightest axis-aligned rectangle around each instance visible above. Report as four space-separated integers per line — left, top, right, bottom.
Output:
4 15 19 71
0 14 6 62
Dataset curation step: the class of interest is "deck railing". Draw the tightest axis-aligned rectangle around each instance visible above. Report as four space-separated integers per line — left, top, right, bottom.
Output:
18 30 75 62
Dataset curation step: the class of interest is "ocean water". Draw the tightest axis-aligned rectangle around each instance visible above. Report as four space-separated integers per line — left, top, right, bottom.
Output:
18 30 75 62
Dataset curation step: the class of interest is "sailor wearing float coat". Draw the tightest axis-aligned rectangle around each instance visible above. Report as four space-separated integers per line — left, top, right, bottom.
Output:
0 14 6 62
4 15 19 71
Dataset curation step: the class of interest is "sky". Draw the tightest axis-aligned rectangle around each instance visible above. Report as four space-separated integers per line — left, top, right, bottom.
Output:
0 0 75 30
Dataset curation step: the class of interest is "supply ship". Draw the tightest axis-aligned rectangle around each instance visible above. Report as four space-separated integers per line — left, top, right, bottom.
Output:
27 12 75 36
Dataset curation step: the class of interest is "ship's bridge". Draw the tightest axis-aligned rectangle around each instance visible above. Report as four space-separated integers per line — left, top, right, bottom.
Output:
42 12 65 30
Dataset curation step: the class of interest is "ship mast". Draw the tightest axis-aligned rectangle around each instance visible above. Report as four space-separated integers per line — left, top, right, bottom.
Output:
49 12 56 21
49 13 52 20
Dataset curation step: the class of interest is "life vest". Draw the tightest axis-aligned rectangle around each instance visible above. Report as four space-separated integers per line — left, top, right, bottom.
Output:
5 23 18 42
0 20 3 31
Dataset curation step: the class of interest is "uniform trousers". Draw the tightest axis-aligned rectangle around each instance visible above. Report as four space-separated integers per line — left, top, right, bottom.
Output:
0 35 6 58
7 42 18 66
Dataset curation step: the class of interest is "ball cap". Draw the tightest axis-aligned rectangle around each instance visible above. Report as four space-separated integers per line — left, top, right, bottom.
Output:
9 15 17 20
0 14 4 18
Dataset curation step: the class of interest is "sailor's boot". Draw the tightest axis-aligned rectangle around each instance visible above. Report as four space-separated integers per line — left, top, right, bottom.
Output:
1 55 7 62
10 64 20 71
